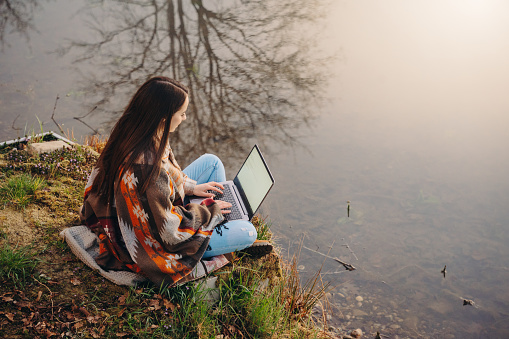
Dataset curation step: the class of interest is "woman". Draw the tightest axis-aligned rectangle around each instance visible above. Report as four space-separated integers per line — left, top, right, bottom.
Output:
79 76 269 287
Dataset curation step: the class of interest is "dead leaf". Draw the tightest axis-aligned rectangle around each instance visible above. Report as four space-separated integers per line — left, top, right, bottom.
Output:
87 315 100 324
36 290 43 302
74 321 84 330
117 307 127 317
150 324 159 329
116 332 128 337
5 313 14 321
17 301 32 309
16 290 28 300
135 288 143 294
147 299 161 311
2 296 14 302
79 307 91 317
70 277 82 286
44 328 58 337
118 292 128 305
163 299 176 311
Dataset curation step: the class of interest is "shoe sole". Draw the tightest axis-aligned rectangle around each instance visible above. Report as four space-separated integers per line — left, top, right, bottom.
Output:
239 243 273 257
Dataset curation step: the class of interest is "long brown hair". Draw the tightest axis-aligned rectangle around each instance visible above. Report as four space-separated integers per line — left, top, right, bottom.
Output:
91 76 189 203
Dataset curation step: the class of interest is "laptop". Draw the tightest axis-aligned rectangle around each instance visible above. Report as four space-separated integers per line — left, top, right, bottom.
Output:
191 144 274 221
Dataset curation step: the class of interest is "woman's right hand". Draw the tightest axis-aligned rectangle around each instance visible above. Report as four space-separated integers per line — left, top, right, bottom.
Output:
193 182 224 198
214 200 232 214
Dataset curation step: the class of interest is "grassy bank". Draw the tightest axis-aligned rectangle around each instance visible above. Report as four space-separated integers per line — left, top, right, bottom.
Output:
0 137 332 338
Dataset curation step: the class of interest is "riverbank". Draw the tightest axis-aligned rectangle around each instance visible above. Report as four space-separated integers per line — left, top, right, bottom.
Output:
0 134 340 338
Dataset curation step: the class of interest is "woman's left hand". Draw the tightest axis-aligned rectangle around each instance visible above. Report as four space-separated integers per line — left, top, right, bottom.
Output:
193 182 224 198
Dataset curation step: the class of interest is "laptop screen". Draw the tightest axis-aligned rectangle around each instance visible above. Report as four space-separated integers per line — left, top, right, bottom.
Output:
235 145 274 216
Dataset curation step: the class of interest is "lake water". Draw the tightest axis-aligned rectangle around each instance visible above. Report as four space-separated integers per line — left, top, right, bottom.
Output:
1 1 509 338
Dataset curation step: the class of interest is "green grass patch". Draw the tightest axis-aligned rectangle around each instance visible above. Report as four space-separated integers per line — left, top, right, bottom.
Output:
0 243 39 288
252 215 273 241
0 173 46 209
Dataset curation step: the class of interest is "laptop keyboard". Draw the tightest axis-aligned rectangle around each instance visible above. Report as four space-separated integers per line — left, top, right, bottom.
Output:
208 185 244 221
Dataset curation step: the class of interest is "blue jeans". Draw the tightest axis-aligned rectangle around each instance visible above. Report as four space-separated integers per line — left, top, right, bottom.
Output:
183 154 257 258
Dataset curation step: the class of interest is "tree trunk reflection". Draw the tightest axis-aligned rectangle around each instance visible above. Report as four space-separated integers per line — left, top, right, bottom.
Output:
62 0 328 165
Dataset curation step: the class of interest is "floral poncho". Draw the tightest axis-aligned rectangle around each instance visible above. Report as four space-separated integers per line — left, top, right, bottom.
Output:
79 147 229 287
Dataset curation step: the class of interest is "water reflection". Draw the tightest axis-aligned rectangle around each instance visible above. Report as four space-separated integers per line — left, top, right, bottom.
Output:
61 0 327 166
0 0 40 48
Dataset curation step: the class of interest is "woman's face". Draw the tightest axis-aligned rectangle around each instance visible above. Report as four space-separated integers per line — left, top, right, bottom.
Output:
169 95 189 132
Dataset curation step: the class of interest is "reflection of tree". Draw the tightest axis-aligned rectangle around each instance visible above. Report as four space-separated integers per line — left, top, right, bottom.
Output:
0 0 40 48
65 0 327 166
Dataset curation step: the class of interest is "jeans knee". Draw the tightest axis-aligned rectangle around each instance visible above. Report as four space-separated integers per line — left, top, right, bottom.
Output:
200 153 222 168
229 220 257 242
246 223 258 241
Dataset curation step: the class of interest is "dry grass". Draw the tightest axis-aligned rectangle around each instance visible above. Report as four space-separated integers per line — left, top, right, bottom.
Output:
83 134 108 154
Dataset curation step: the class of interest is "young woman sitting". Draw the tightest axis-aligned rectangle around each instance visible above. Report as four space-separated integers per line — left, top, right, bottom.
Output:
79 76 271 287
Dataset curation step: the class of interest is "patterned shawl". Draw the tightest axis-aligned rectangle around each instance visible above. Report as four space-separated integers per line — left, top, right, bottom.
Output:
79 147 229 287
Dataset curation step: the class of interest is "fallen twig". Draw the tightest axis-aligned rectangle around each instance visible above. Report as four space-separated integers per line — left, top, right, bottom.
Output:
11 114 22 132
34 277 55 320
74 106 99 134
343 243 358 260
51 94 65 135
302 245 356 271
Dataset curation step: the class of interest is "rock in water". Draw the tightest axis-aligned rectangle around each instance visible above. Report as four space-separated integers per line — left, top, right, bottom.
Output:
350 328 363 338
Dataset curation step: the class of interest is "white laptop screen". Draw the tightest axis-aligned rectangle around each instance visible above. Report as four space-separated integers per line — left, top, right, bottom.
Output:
236 146 274 214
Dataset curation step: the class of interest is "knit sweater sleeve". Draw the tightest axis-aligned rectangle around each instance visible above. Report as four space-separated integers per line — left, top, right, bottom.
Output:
183 174 196 196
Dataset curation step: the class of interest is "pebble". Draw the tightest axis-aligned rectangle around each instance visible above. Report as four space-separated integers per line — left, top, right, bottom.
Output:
390 324 401 329
352 309 368 317
350 328 363 338
40 273 51 280
355 296 364 302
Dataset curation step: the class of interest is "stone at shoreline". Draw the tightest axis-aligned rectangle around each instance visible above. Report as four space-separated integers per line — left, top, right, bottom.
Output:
27 140 71 154
352 309 368 317
350 328 363 338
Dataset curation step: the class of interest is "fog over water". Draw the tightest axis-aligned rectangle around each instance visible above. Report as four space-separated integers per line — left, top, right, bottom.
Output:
1 1 509 337
264 1 509 337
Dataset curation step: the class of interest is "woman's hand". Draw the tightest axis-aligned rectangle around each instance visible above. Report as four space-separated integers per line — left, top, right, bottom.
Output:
193 182 224 198
214 200 232 214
